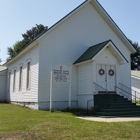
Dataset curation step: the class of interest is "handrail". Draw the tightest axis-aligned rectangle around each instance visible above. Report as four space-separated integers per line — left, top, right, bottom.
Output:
119 83 132 90
93 82 108 94
87 99 94 115
87 83 110 114
119 83 140 102
115 86 140 102
119 83 140 95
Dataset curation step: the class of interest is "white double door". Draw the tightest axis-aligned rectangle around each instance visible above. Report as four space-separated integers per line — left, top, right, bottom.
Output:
97 64 116 91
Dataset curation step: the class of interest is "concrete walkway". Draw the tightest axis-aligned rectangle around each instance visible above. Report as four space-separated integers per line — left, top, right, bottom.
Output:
77 116 140 122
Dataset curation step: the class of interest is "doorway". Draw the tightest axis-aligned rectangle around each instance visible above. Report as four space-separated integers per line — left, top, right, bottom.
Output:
97 64 116 91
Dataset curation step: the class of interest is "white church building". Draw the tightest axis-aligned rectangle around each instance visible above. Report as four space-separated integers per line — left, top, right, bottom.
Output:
0 0 136 110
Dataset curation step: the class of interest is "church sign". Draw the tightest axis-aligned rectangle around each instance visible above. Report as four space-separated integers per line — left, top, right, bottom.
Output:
53 65 70 82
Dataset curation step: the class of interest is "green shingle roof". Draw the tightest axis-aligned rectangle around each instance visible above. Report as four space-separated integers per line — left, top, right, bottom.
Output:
74 40 110 64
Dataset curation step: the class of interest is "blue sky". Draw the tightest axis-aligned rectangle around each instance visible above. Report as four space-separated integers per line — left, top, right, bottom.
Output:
0 0 140 64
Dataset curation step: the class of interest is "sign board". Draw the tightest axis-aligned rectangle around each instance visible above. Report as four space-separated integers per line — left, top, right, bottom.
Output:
53 64 70 82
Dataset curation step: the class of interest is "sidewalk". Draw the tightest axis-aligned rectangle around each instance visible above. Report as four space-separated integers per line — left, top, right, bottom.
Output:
77 116 140 122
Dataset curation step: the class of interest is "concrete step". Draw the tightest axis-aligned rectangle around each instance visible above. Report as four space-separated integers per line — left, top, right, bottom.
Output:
94 96 126 100
101 108 140 112
94 93 140 117
93 114 140 118
95 100 132 104
109 102 136 106
96 111 140 116
95 102 136 107
108 105 139 109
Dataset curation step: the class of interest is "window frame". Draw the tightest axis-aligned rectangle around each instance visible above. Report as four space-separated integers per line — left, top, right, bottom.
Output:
19 65 23 91
13 69 16 92
26 61 31 90
8 71 11 92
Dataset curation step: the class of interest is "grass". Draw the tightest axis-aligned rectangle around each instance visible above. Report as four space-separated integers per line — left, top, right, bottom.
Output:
0 104 140 140
136 100 140 105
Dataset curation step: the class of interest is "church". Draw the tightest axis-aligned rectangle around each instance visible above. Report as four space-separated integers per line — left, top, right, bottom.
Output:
0 0 136 110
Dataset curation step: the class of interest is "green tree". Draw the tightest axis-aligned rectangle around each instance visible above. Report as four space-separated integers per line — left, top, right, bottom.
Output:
22 24 48 46
7 41 23 59
7 24 48 61
129 39 140 70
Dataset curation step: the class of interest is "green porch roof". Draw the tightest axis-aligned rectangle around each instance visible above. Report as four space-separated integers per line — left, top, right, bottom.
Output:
74 40 110 64
131 71 140 78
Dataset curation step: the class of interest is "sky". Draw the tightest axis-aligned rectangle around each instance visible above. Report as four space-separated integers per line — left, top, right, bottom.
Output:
0 0 140 64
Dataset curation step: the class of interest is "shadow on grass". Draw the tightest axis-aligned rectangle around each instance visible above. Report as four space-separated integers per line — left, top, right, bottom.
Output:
0 101 9 104
60 107 100 116
0 103 100 117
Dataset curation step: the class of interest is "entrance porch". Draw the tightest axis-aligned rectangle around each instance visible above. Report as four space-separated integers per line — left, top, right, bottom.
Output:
74 40 128 109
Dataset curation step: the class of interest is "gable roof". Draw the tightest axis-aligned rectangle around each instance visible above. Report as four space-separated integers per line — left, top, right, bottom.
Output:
0 66 7 74
74 40 109 64
74 40 128 64
131 71 140 79
0 66 7 72
4 0 136 66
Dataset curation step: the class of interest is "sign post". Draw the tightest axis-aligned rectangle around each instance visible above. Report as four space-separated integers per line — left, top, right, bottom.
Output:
69 67 72 108
50 66 53 112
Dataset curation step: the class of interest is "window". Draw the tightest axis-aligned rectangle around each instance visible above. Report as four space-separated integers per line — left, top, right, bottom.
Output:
8 72 11 92
19 66 22 90
27 62 31 89
13 69 16 91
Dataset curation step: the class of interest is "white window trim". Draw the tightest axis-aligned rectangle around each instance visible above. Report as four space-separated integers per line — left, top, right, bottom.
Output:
26 60 31 90
8 71 11 92
13 68 16 92
19 63 23 67
27 58 31 63
19 65 23 91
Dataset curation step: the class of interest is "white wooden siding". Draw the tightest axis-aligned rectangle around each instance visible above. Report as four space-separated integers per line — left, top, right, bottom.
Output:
0 71 7 101
38 3 131 109
38 65 77 102
78 62 92 95
96 48 119 64
120 59 131 89
77 62 93 108
6 45 39 102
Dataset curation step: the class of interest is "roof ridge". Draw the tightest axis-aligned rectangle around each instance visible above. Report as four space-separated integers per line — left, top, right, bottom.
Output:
89 40 111 48
74 39 128 64
74 40 111 64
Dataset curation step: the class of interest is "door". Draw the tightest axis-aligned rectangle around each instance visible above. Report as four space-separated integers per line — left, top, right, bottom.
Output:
97 64 116 91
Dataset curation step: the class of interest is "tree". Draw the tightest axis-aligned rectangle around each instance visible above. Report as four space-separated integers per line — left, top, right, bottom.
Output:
7 41 23 59
7 24 48 61
22 24 48 46
129 39 140 70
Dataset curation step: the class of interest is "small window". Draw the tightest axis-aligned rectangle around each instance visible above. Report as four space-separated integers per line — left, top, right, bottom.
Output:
8 72 11 92
27 62 31 89
13 70 16 91
19 66 22 91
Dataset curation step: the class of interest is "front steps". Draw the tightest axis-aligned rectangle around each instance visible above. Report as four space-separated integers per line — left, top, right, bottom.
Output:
94 94 140 117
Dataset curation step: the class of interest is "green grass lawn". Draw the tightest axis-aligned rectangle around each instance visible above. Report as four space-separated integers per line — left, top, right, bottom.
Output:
0 104 140 140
